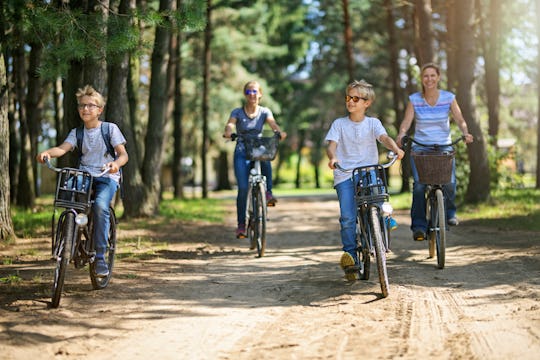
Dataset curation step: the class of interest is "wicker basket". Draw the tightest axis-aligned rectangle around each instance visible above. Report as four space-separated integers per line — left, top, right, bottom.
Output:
54 168 93 211
245 136 279 161
412 151 454 185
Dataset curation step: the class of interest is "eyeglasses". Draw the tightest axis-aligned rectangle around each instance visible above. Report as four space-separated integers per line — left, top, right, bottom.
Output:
245 89 258 95
346 95 368 103
77 103 100 110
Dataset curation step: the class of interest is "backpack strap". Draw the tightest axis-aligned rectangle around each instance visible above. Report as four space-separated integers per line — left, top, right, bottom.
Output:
101 122 116 159
76 125 84 166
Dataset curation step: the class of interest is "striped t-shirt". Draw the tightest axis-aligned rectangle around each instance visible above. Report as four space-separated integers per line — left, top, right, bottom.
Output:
409 90 454 144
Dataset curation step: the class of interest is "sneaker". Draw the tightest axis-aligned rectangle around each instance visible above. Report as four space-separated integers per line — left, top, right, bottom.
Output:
413 230 426 241
386 217 398 231
340 252 359 281
266 192 277 207
95 259 109 277
447 217 459 226
236 225 247 239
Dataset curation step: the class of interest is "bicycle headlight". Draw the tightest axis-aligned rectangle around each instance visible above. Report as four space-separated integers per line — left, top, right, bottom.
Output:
75 213 88 226
382 202 393 216
250 168 257 176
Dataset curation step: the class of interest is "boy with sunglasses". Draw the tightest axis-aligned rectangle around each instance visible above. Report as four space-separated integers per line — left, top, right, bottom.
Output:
325 80 404 281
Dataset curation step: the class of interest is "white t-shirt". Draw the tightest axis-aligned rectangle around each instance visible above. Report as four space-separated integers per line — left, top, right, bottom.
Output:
325 116 387 186
65 122 126 183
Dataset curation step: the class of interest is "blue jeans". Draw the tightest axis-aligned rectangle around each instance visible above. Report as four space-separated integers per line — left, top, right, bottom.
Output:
92 177 119 260
335 177 357 262
410 145 456 232
234 148 273 226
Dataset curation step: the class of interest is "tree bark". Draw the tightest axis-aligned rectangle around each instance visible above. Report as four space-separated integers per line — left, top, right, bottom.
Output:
342 0 354 82
0 50 15 242
453 0 490 203
106 0 145 217
536 0 540 189
413 0 435 65
201 0 212 198
140 0 173 215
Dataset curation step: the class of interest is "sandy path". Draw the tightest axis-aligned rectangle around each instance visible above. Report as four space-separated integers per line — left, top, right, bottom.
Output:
1 195 539 359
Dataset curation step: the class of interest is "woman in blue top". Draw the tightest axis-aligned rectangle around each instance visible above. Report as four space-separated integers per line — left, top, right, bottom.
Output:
396 63 474 241
223 81 287 239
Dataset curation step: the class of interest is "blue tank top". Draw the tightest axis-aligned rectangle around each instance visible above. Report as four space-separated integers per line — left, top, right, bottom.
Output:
409 90 454 144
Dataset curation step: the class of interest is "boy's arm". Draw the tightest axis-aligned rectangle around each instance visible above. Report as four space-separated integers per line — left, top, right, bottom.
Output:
106 144 128 174
326 140 338 169
379 135 405 160
36 142 73 163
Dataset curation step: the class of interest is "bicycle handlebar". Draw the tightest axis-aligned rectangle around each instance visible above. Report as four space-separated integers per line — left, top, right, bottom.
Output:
334 152 398 173
227 131 281 142
43 157 111 177
402 135 465 150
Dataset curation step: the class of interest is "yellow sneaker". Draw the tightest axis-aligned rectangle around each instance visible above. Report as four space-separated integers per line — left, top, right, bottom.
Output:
340 252 358 281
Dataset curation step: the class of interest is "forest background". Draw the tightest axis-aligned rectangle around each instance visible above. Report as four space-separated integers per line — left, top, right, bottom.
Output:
0 0 539 241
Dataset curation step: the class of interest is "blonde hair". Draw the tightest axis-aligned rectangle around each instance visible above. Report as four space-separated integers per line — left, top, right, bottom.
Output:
346 79 375 102
76 85 105 107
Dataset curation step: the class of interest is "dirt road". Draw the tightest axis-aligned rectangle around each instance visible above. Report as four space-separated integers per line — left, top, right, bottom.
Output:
1 195 539 359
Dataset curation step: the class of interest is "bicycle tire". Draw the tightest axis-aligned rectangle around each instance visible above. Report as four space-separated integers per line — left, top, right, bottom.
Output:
435 189 446 269
245 186 256 250
254 183 267 257
51 212 75 308
356 218 370 280
90 207 117 289
427 192 436 259
370 207 389 297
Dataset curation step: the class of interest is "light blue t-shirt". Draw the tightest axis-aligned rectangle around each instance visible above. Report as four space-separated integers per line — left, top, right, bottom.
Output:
325 116 387 186
409 90 454 144
64 121 126 183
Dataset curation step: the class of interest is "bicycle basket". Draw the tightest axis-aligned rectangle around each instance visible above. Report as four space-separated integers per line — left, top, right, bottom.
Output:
412 151 454 185
54 168 93 211
354 165 388 202
244 136 279 161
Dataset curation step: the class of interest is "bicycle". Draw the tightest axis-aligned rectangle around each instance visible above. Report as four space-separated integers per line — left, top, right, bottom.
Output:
43 157 117 308
402 135 465 269
335 152 398 298
231 132 280 257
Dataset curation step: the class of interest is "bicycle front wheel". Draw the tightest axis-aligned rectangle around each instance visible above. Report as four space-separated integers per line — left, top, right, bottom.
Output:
370 207 389 298
51 212 75 308
90 208 118 289
254 183 267 257
435 189 446 269
356 216 370 280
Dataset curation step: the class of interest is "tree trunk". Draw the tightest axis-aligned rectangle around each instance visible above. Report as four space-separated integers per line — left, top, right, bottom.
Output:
106 0 145 217
172 0 185 198
201 0 212 198
342 0 354 82
140 0 173 215
445 0 458 90
454 0 490 203
0 50 15 242
536 0 540 189
413 0 435 65
83 0 109 91
479 0 501 146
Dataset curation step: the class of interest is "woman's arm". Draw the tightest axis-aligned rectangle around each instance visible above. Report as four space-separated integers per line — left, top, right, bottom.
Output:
396 101 415 147
266 116 287 140
223 117 237 139
450 99 474 143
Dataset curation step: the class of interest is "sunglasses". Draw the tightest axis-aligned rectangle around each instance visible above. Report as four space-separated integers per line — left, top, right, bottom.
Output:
345 95 368 103
245 89 258 95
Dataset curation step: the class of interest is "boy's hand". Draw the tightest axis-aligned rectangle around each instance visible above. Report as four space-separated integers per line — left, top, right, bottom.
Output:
106 161 120 174
36 152 50 163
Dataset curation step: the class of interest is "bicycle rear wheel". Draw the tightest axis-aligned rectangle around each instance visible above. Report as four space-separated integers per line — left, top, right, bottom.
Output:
427 193 436 259
51 212 74 308
254 183 267 257
435 189 446 269
90 208 118 289
370 207 389 297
